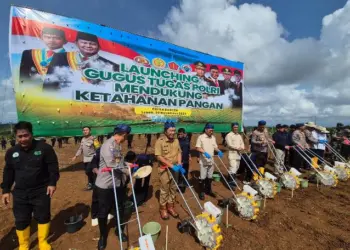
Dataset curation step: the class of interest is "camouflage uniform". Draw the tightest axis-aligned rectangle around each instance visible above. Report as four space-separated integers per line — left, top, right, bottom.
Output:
292 129 309 169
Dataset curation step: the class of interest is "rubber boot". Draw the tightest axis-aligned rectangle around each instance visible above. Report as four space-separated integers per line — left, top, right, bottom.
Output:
37 223 51 250
206 178 217 198
115 225 128 242
167 203 179 218
16 226 30 250
159 205 169 220
199 179 205 200
97 218 108 250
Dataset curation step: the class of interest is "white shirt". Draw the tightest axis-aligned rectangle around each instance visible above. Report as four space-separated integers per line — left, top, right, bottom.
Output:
225 132 244 159
196 133 218 164
312 130 326 150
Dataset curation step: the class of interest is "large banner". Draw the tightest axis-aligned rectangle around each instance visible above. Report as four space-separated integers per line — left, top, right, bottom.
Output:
9 6 244 136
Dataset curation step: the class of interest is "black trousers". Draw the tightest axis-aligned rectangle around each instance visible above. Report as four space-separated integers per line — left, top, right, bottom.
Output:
127 134 134 148
134 169 151 203
13 189 51 230
291 149 306 170
84 162 95 184
252 152 268 168
91 187 99 219
341 144 350 160
146 134 152 147
96 186 126 227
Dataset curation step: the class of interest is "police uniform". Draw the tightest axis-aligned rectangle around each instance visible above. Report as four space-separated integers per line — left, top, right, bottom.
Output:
94 125 131 249
291 125 309 170
75 136 100 188
155 130 182 219
218 67 234 95
251 126 269 169
194 61 211 86
1 139 59 250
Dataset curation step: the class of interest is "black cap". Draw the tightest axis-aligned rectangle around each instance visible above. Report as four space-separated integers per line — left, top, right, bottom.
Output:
194 61 206 70
42 27 66 41
282 124 289 128
76 31 99 44
290 124 296 129
276 124 282 129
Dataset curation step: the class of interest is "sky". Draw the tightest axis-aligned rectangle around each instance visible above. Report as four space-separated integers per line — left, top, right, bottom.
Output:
0 0 349 126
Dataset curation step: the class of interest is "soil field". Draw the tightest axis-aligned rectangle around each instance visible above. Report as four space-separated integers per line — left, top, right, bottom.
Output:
0 134 350 250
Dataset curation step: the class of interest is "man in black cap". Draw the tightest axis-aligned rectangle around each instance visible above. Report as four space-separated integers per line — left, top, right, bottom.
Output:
272 124 289 174
43 31 119 89
1 121 59 250
20 27 67 83
94 124 132 249
251 120 271 174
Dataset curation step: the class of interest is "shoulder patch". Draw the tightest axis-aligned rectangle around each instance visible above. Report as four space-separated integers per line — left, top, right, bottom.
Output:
34 150 42 156
12 152 19 158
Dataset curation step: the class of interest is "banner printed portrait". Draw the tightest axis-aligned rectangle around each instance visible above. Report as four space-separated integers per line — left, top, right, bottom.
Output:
9 6 244 136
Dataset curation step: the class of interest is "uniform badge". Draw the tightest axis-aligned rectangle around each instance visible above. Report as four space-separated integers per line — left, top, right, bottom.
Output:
12 152 19 158
34 151 42 156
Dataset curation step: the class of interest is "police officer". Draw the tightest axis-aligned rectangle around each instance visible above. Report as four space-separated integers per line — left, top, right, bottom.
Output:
1 121 59 250
155 122 184 220
196 123 223 200
194 61 211 86
291 123 309 171
72 126 100 190
94 124 132 250
251 121 271 173
219 67 233 95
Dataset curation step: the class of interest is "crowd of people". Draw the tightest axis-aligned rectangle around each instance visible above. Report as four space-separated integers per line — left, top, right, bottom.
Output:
1 120 349 250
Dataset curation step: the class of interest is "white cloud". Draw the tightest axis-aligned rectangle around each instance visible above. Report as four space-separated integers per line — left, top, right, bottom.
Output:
0 78 17 124
157 0 350 126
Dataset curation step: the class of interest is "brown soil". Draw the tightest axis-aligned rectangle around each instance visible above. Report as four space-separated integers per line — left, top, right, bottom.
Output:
1 134 350 250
